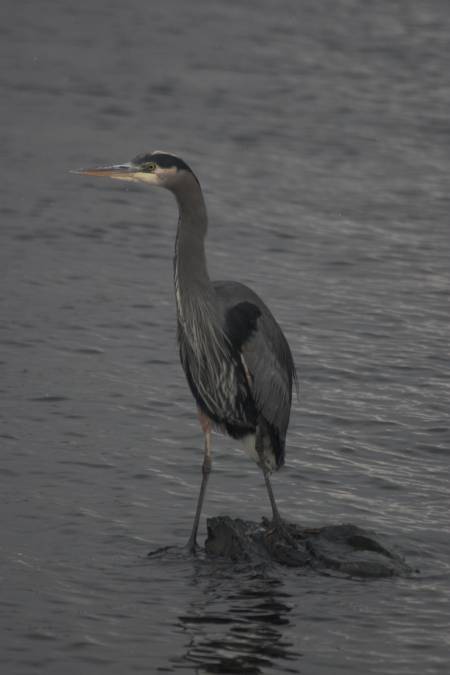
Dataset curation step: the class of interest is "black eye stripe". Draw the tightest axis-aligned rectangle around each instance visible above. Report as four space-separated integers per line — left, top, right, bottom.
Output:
132 152 193 174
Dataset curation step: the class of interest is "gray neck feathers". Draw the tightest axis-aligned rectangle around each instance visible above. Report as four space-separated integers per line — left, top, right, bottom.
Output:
173 173 212 319
172 174 232 413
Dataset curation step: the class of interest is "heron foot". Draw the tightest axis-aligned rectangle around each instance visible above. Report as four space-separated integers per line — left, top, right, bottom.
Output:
265 517 298 549
184 537 200 556
147 541 201 559
147 544 177 558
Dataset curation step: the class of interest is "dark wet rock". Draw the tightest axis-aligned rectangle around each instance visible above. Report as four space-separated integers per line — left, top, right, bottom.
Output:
205 516 412 578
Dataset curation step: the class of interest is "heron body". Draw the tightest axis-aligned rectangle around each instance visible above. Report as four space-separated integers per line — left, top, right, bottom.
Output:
75 152 296 551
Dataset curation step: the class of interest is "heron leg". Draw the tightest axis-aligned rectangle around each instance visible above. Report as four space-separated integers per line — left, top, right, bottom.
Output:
186 412 212 553
255 426 282 524
262 467 283 525
255 433 298 550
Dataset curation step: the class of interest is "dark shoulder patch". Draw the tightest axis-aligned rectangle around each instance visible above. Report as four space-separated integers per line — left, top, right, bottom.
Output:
225 302 261 351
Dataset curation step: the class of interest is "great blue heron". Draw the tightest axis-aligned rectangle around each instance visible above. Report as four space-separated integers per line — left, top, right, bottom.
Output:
74 152 297 553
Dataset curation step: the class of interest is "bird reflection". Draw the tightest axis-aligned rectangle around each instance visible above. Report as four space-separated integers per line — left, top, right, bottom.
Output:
172 564 301 674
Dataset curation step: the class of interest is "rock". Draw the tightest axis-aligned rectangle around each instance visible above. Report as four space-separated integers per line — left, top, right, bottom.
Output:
205 516 412 578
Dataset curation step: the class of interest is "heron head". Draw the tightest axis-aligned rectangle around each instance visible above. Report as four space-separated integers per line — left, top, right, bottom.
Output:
73 151 197 190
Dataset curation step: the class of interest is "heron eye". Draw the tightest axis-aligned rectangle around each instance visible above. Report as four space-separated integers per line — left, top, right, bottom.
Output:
142 162 157 172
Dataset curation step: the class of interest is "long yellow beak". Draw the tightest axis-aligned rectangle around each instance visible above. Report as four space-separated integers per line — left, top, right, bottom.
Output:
71 163 136 180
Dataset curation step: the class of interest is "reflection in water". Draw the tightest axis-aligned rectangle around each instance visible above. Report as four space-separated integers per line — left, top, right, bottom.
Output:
173 562 301 674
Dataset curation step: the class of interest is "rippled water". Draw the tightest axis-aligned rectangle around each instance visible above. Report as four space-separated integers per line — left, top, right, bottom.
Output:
1 1 449 673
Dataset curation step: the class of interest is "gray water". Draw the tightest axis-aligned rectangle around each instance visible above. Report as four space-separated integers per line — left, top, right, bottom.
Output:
1 1 449 673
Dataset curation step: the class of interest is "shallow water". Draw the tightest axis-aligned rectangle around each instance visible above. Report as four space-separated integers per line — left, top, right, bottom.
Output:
1 1 449 673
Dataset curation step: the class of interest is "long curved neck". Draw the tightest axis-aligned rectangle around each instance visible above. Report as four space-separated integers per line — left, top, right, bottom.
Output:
172 174 212 321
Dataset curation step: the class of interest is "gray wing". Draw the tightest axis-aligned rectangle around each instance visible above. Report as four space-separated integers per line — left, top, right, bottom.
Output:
214 280 296 440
